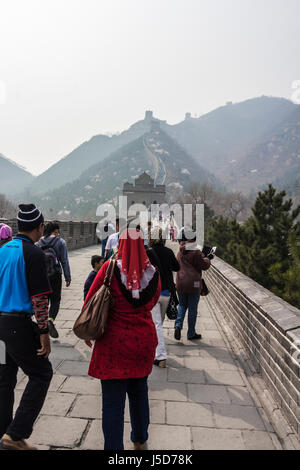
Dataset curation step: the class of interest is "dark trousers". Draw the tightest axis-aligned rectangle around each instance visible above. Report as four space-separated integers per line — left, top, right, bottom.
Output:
0 316 53 441
49 273 62 321
101 377 149 450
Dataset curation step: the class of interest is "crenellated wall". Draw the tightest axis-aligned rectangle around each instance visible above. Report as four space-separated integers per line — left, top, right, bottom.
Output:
204 257 300 437
0 219 99 250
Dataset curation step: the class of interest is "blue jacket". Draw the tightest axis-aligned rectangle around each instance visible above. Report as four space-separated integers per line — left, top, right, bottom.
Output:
0 235 51 313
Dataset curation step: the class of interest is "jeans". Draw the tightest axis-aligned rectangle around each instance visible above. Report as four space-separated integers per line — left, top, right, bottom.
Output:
48 272 62 321
175 293 201 339
101 377 149 450
0 316 53 440
101 238 108 257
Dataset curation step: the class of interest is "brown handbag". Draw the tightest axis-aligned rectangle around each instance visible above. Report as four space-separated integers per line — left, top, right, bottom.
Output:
73 259 116 341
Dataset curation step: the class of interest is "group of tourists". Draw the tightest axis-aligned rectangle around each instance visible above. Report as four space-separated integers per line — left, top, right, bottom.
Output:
0 203 213 451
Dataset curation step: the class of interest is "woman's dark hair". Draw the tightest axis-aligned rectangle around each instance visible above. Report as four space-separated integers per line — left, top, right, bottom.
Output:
178 227 196 243
91 255 103 268
149 227 166 247
44 221 60 237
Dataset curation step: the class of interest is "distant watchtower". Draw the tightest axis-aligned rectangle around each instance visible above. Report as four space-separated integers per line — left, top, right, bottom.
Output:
145 110 153 122
123 172 166 209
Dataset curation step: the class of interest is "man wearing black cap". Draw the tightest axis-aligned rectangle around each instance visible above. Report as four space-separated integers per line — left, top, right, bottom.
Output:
0 204 53 450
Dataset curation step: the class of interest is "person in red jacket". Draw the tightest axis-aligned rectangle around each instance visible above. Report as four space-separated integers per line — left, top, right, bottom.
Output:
84 228 161 451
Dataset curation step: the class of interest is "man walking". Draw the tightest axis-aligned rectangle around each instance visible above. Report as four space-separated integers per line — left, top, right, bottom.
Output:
36 221 71 339
0 204 53 450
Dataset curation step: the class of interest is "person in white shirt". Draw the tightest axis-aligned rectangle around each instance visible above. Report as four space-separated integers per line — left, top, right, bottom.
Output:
105 218 120 259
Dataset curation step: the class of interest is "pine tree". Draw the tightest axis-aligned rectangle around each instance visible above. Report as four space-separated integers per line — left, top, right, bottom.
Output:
236 185 300 291
269 222 300 308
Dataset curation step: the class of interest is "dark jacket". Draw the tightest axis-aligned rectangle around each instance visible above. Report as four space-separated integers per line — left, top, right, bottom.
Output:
83 270 97 300
147 245 180 293
36 236 71 282
176 242 211 294
0 237 12 248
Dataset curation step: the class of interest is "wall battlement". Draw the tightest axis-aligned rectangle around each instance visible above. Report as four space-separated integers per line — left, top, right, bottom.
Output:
1 219 98 251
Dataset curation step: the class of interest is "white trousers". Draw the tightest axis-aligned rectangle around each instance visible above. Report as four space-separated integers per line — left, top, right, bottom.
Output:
151 296 170 361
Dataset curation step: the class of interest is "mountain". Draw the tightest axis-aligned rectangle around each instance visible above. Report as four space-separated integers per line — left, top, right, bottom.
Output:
37 125 218 220
163 96 297 180
28 97 297 197
0 154 34 196
227 106 300 195
28 111 161 196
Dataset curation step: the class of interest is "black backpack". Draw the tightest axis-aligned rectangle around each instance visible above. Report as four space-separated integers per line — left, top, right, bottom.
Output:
40 238 60 278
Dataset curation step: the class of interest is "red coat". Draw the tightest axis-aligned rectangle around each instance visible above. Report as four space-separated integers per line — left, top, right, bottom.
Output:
84 261 161 380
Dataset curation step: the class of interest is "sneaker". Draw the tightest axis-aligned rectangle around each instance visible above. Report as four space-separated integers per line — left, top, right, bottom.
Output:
0 434 37 451
154 359 167 368
174 327 181 341
48 320 59 339
188 333 202 340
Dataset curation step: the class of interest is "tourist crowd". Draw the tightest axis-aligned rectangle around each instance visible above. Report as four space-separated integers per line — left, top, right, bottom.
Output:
0 204 213 451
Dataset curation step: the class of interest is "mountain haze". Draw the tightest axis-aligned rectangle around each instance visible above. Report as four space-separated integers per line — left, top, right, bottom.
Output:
229 106 300 194
0 154 34 196
37 126 217 220
163 97 297 177
29 112 160 195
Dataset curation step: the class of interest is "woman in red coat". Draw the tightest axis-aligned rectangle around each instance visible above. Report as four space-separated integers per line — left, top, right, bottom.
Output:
84 228 161 450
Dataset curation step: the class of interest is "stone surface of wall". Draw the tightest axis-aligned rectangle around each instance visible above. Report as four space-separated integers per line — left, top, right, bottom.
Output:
1 218 98 251
204 257 300 436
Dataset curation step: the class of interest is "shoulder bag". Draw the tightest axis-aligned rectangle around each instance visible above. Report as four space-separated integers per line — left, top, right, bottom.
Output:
73 259 116 341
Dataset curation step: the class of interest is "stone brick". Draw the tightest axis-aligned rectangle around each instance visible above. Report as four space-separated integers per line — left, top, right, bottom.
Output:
57 360 89 377
212 404 266 431
227 386 255 406
148 381 188 401
41 391 76 416
242 430 275 450
68 394 101 419
168 368 206 384
147 424 192 450
79 419 104 450
59 376 101 395
187 384 231 405
184 356 220 371
30 416 88 447
192 427 246 450
205 370 245 387
166 401 214 427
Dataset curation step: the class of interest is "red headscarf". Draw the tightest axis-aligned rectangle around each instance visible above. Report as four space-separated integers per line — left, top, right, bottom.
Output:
117 228 151 293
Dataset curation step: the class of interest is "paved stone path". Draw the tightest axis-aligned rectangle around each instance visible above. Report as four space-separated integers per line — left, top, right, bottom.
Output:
15 246 284 450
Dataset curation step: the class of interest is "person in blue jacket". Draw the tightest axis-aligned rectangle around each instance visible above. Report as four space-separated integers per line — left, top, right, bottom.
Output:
0 204 53 451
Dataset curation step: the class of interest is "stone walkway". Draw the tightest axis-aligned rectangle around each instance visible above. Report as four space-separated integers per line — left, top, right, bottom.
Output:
15 246 283 450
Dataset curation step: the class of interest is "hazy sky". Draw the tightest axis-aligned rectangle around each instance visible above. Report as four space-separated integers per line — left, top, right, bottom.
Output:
0 0 300 175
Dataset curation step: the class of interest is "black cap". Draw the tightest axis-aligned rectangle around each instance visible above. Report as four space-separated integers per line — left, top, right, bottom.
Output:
17 204 44 232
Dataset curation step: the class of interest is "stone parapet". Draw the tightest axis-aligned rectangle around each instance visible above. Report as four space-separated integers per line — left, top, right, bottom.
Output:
0 218 98 251
204 257 300 437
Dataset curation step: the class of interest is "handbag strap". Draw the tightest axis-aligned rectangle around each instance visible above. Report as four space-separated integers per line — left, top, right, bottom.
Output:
103 259 116 287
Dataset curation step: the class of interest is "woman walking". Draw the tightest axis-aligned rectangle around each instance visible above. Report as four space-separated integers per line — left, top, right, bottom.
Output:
147 227 180 368
84 228 161 450
174 228 211 341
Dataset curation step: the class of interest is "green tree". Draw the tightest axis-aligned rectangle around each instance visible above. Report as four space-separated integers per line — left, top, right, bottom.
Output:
235 185 300 291
269 222 300 308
